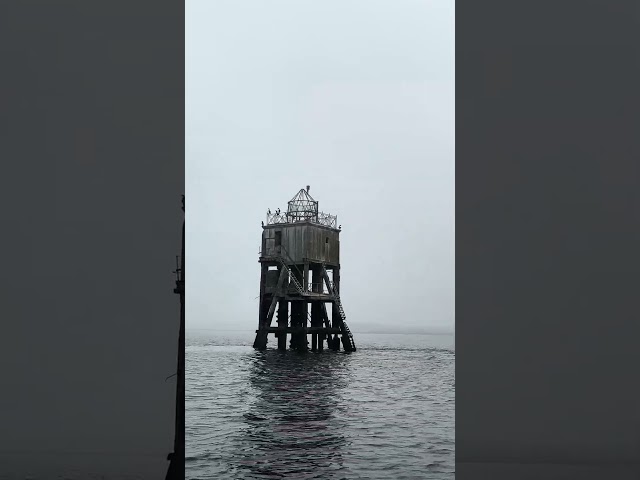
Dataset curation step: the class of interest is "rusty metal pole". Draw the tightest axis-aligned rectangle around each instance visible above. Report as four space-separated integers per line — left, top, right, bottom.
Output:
166 195 185 480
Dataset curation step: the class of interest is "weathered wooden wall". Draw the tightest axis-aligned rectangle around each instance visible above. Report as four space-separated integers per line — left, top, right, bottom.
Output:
262 223 340 266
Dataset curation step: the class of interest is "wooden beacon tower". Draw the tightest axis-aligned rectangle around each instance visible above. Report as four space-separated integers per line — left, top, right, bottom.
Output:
253 186 356 352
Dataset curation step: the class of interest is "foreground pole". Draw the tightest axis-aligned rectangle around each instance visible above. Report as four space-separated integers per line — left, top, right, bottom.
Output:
166 195 185 480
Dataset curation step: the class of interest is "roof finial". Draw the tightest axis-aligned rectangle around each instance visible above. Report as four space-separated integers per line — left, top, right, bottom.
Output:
306 185 310 193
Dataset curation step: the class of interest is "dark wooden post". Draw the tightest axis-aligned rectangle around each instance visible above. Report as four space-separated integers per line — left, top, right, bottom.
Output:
289 267 307 351
303 262 310 350
331 266 341 328
311 265 322 351
253 263 269 349
278 299 288 350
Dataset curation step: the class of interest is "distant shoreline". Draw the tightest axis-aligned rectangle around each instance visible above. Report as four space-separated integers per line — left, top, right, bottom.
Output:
187 328 454 336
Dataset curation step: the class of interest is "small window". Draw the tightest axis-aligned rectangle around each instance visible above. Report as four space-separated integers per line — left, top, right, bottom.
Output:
275 231 282 247
325 237 329 244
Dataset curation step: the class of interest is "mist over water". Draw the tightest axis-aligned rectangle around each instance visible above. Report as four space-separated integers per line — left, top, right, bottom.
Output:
186 330 454 479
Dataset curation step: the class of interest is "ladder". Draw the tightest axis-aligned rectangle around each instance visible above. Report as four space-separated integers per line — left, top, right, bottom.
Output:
275 246 309 296
274 255 305 295
321 264 356 351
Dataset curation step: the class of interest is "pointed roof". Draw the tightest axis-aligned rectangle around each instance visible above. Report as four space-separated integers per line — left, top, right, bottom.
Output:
287 186 318 222
289 187 316 204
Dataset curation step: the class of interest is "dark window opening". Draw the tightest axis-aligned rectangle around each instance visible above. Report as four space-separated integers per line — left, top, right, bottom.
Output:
275 231 282 247
325 237 329 244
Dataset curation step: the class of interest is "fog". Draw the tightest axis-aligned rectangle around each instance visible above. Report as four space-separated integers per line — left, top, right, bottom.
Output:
186 0 454 334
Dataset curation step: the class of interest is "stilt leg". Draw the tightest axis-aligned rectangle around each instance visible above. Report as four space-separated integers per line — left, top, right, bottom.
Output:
278 300 288 350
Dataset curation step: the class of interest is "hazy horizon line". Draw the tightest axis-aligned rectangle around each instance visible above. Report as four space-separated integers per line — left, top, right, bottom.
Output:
186 327 455 336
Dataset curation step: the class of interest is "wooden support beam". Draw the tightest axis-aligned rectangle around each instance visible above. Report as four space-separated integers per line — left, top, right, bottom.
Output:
254 266 288 350
340 328 354 352
320 268 332 294
331 267 342 329
265 295 278 325
277 300 288 350
303 262 310 350
265 266 288 324
258 264 268 325
320 302 331 328
257 327 342 334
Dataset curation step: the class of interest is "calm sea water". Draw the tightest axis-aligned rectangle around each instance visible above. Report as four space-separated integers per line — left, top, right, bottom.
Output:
186 330 455 480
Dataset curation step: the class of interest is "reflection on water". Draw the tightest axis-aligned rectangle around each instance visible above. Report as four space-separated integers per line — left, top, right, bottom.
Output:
238 351 351 479
186 331 454 480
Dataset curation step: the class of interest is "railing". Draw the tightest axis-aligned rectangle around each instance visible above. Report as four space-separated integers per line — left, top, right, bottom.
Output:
265 210 337 229
266 212 288 224
317 211 338 228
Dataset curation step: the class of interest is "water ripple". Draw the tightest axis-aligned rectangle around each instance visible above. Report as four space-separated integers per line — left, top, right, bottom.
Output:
187 331 454 479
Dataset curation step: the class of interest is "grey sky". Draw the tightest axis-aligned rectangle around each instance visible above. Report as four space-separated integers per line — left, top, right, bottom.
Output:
186 0 454 334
